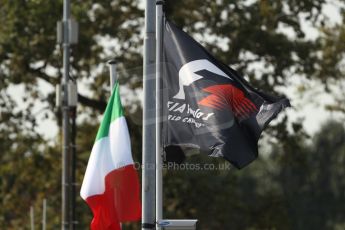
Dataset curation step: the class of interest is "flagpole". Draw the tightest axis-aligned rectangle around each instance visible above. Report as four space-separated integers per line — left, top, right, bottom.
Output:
42 199 47 230
30 206 35 230
57 0 78 228
155 1 164 229
61 0 71 229
108 59 122 230
108 59 117 90
142 0 156 229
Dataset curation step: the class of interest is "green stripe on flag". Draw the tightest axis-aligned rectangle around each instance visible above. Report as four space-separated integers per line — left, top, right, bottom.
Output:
95 82 124 141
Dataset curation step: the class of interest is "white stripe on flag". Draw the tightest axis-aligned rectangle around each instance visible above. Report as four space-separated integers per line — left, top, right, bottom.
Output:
80 116 134 199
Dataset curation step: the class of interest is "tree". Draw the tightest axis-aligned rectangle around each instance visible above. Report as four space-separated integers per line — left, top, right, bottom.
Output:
270 121 345 230
0 0 344 228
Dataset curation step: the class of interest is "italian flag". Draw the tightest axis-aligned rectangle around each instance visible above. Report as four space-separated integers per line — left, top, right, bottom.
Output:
80 83 141 230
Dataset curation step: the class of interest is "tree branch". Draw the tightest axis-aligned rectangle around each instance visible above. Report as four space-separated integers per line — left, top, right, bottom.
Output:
26 63 58 85
28 65 107 111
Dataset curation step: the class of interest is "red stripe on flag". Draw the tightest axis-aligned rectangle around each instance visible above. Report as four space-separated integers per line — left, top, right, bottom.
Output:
85 165 141 230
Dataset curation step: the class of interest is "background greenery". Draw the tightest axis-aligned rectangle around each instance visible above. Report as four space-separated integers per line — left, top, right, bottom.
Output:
0 0 344 229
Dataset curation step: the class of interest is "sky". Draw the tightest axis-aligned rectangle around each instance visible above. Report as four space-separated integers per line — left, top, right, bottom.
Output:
5 0 345 141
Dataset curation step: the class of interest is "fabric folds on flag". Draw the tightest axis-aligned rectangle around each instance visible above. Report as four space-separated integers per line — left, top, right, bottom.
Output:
80 83 141 230
162 20 290 169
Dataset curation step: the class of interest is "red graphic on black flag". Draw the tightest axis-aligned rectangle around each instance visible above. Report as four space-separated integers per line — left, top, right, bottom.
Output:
198 84 258 119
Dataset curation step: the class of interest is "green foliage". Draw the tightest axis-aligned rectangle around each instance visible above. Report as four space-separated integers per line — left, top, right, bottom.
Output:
0 0 344 229
163 121 345 230
165 0 324 90
274 121 345 229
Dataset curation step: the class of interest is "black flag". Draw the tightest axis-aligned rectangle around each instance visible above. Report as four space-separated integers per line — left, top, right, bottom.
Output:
162 20 290 169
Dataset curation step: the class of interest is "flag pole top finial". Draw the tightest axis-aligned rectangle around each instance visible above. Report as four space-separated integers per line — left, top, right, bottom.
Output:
107 58 117 65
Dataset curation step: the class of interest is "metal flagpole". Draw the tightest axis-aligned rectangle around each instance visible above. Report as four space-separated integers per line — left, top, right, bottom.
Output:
70 97 77 230
108 59 117 90
42 199 47 230
61 0 71 229
107 59 121 230
142 0 156 229
30 206 35 230
155 1 164 229
57 0 78 228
